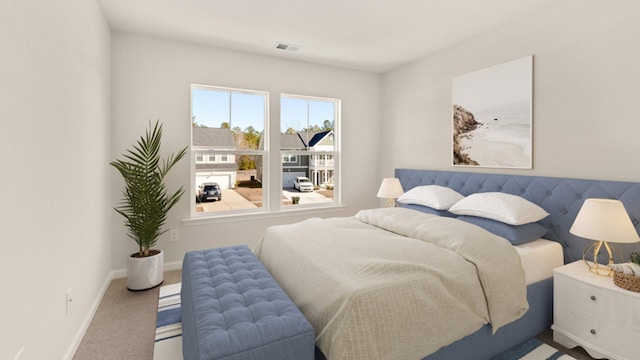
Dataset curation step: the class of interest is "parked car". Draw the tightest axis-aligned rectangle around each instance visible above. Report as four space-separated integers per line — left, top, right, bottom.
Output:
293 176 314 192
197 182 222 202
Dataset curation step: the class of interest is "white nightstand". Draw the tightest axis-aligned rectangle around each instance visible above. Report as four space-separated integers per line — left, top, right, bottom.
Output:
552 260 640 360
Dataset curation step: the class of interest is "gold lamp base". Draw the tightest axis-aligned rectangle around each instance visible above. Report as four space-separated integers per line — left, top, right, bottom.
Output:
383 198 397 208
583 240 623 276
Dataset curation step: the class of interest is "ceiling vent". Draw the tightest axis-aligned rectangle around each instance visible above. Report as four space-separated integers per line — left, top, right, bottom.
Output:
274 42 301 52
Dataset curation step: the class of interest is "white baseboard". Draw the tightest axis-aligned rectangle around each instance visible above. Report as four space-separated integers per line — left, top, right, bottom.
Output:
63 270 114 360
112 260 183 279
164 260 183 272
112 267 127 279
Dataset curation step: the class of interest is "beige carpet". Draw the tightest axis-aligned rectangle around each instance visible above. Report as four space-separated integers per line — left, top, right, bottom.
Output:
73 270 181 360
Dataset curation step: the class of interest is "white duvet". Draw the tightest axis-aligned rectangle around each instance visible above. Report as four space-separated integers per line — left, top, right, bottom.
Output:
255 207 528 360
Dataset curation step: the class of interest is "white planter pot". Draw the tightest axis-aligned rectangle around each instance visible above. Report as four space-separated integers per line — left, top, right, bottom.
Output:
127 249 164 291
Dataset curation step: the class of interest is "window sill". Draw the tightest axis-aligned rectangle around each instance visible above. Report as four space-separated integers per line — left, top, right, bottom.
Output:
182 204 348 226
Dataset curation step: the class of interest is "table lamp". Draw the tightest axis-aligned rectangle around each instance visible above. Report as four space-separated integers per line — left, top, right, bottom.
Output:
377 178 404 207
569 198 640 276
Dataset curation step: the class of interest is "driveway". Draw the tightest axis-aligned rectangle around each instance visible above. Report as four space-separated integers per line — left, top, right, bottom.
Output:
197 189 257 211
197 188 333 212
283 188 333 205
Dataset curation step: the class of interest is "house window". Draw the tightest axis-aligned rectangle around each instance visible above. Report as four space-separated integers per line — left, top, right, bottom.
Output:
191 85 266 214
283 154 297 163
281 94 339 206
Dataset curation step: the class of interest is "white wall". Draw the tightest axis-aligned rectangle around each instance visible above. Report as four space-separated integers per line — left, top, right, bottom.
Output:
382 0 640 182
111 33 382 270
0 0 111 359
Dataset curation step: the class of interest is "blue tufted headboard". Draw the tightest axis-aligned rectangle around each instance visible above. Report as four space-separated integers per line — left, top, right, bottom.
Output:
395 168 640 264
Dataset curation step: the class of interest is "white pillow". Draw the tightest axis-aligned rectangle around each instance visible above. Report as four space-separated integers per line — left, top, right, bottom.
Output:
396 185 465 210
448 192 549 225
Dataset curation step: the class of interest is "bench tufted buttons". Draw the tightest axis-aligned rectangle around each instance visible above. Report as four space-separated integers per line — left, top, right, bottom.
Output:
182 245 315 360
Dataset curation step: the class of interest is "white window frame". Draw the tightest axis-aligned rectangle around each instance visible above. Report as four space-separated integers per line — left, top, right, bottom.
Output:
185 87 343 224
280 94 341 209
190 84 269 219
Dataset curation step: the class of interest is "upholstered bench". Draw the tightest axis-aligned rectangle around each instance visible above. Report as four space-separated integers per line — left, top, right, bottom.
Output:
181 245 315 360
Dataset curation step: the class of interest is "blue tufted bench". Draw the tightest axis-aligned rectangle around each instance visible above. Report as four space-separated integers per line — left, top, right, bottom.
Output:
181 245 315 360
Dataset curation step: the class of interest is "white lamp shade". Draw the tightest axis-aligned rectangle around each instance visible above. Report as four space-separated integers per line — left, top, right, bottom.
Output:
377 178 404 199
569 198 640 244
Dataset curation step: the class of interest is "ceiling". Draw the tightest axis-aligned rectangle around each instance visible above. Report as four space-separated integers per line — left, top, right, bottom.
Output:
97 0 562 73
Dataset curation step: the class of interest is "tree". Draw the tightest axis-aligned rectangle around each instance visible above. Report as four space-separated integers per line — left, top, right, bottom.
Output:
192 115 207 128
322 119 333 131
243 126 261 150
233 126 262 170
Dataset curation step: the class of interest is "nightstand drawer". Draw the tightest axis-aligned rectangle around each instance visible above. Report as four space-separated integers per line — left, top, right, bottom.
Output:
555 273 610 317
555 305 612 349
553 321 637 360
555 302 640 359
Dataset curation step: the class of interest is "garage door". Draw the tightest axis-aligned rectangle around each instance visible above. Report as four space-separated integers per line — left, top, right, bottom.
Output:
196 174 232 189
283 172 305 188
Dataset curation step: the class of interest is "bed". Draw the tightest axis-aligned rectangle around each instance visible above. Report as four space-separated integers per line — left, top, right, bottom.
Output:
255 169 640 360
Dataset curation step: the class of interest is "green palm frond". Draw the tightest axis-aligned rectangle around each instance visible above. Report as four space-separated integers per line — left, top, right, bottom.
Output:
110 120 187 257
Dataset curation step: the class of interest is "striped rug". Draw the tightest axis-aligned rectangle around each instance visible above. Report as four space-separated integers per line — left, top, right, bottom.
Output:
492 338 576 360
153 283 182 360
154 283 575 360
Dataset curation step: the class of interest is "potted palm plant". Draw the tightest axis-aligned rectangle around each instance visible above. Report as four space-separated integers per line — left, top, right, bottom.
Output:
110 120 187 290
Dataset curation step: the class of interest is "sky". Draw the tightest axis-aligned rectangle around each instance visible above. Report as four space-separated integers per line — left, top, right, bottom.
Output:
191 87 335 133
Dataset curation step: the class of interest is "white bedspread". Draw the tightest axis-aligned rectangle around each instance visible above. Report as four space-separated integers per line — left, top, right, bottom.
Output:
255 207 528 360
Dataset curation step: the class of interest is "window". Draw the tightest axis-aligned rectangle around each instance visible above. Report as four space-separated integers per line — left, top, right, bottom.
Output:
282 154 297 163
190 85 340 216
281 94 339 206
191 85 267 215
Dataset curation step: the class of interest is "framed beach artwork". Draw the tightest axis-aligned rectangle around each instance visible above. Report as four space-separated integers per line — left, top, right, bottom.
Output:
452 55 533 169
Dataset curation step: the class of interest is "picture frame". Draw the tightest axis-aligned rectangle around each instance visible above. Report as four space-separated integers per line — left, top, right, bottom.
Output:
452 55 533 169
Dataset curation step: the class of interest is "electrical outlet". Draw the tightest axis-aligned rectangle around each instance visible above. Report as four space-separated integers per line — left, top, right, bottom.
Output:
169 229 179 242
66 288 73 314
